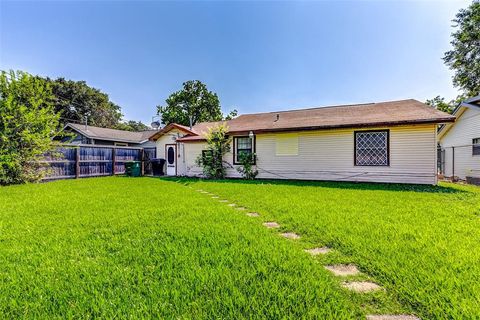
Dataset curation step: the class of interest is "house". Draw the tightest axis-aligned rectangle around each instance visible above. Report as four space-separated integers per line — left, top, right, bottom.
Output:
149 99 455 185
63 123 157 148
438 95 480 184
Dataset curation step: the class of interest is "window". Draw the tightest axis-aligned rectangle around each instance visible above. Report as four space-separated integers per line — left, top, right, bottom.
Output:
234 136 254 164
473 138 480 156
355 130 389 166
276 133 298 156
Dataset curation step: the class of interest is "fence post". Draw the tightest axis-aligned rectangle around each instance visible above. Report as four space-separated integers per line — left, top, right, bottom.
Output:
112 147 116 175
141 149 145 176
75 147 80 178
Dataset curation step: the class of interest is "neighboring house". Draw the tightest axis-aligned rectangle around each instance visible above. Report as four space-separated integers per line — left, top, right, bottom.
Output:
63 123 157 148
150 99 454 185
438 95 480 183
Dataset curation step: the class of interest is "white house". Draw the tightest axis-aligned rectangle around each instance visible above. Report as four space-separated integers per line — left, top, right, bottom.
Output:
150 99 455 185
438 95 480 184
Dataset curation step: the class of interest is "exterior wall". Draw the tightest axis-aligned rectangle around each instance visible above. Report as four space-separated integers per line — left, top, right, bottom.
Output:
155 128 189 175
439 107 480 179
182 124 438 185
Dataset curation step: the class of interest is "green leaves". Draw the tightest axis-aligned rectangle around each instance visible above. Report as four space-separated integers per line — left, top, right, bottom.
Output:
195 123 231 179
157 80 236 126
443 1 480 97
0 70 61 185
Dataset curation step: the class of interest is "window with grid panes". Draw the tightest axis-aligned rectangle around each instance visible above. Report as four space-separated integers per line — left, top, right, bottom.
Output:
355 130 389 166
234 137 253 164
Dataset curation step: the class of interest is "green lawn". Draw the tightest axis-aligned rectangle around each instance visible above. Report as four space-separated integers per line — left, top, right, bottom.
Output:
0 177 358 319
184 178 480 319
1 177 479 319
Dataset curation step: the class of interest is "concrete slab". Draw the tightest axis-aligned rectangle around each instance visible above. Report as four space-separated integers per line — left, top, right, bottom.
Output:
246 212 260 217
305 247 331 256
366 316 420 320
342 281 382 293
263 222 280 229
324 264 360 276
281 232 300 240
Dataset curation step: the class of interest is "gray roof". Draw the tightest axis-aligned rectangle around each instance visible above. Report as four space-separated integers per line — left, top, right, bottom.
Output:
66 123 157 144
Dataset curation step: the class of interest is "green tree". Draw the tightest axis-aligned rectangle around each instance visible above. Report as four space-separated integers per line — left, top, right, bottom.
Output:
195 123 231 179
426 96 455 114
443 1 480 97
44 77 123 128
115 120 150 131
0 70 61 185
157 80 237 127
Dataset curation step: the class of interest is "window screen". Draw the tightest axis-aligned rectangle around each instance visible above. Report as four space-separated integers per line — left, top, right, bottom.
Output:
355 130 389 166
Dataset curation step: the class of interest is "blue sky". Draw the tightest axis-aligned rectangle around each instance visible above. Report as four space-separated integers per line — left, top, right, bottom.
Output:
0 0 469 124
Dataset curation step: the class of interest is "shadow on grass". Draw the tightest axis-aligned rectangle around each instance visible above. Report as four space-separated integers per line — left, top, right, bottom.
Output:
157 176 471 195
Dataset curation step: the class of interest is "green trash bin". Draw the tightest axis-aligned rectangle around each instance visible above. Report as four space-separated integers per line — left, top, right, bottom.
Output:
125 161 141 177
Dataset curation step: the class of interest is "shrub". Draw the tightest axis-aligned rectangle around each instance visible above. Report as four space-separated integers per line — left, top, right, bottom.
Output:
0 70 61 185
195 123 231 179
236 152 258 180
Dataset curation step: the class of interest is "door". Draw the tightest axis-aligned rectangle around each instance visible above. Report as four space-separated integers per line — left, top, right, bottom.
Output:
165 144 176 176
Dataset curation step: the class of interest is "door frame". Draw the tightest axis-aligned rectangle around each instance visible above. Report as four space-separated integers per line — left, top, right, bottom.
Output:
165 144 177 176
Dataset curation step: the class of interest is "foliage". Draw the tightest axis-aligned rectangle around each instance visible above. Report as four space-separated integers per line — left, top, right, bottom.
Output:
44 77 123 128
0 177 358 318
115 120 150 131
443 1 480 97
191 178 480 319
157 80 237 126
0 70 61 185
425 95 455 114
195 123 231 179
236 152 258 180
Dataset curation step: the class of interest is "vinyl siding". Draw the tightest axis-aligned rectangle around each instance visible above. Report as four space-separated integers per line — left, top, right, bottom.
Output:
439 107 480 179
155 128 188 175
182 124 438 184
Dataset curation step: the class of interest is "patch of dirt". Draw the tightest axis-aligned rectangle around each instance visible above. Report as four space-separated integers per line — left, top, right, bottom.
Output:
304 247 331 256
263 222 280 229
342 281 382 293
280 232 300 240
246 212 260 217
324 264 360 276
366 316 420 320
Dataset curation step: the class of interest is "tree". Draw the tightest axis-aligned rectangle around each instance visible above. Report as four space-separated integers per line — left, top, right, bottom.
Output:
157 80 237 127
115 120 150 131
426 96 455 114
44 77 123 128
443 1 480 97
195 123 231 179
0 70 61 185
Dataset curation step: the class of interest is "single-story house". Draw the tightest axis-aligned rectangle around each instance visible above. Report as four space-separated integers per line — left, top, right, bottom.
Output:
63 123 157 148
150 99 455 185
438 95 480 183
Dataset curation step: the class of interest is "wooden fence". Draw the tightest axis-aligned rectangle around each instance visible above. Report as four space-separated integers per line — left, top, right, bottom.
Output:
41 145 157 180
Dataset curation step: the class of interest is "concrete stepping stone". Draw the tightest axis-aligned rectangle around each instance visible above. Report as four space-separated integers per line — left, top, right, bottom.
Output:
246 212 260 217
219 200 229 203
263 222 280 229
228 203 236 207
280 232 300 240
305 247 331 256
366 316 420 320
324 264 360 276
196 189 203 192
342 281 382 293
211 196 219 199
236 207 246 211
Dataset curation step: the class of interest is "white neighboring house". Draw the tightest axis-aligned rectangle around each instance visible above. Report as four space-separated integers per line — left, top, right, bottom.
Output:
150 99 455 185
438 95 480 184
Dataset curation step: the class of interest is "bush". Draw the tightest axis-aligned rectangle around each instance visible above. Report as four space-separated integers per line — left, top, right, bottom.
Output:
236 152 258 180
0 70 61 185
195 123 231 179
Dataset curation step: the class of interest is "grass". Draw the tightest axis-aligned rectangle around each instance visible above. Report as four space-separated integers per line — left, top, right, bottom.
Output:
0 177 359 319
181 178 480 319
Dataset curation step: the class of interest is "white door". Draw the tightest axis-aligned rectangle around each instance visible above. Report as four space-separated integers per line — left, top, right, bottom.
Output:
166 144 176 176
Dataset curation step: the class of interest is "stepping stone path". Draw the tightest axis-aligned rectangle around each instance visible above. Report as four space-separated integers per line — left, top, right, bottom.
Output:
219 200 229 203
263 222 280 229
228 203 236 207
324 264 360 276
342 281 382 293
366 316 420 320
211 196 219 199
305 247 331 256
246 212 260 217
236 207 246 211
280 232 300 240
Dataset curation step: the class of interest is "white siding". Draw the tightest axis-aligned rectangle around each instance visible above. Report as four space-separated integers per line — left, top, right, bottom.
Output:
183 124 438 184
439 107 480 179
155 128 188 175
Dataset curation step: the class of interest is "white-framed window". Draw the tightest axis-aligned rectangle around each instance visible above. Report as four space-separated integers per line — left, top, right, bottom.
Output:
354 130 390 166
473 138 480 156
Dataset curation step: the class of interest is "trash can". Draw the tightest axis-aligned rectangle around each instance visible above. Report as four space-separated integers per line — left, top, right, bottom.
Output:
125 161 141 177
151 158 166 176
